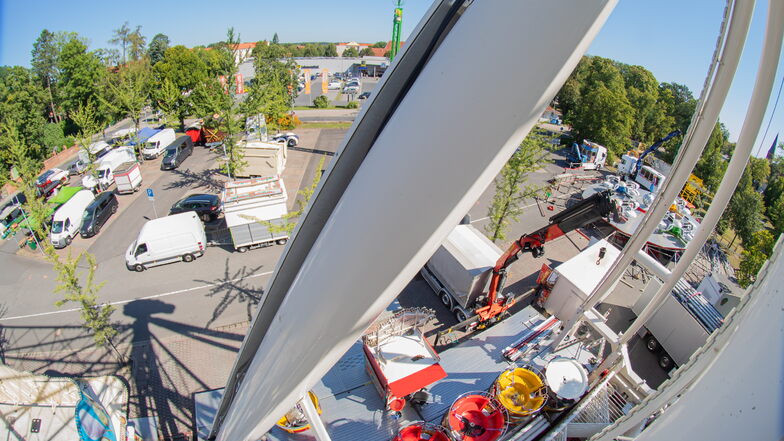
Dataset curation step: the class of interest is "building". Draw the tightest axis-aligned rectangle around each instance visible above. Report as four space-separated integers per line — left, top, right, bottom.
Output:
335 41 372 57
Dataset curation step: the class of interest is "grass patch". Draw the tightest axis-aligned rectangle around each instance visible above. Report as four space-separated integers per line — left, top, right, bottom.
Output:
294 104 359 110
299 122 353 129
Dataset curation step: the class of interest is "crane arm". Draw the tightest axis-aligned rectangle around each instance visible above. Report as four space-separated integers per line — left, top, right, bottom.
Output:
632 130 682 178
478 190 615 320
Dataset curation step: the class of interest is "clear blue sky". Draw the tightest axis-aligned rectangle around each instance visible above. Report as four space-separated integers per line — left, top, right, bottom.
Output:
1 0 782 152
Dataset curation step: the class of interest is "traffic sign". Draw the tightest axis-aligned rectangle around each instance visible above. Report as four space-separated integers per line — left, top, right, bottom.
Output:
146 188 154 200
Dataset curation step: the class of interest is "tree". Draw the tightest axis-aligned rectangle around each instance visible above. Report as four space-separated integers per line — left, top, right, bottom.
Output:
342 47 359 58
100 61 151 160
2 127 120 359
147 33 170 65
31 29 61 123
152 45 209 129
272 33 280 44
0 66 48 167
153 78 182 128
93 48 121 66
70 99 104 188
109 22 131 64
58 37 106 129
727 165 764 245
694 122 729 191
128 26 146 62
246 43 299 131
323 44 338 57
737 230 775 288
359 47 374 57
372 41 387 48
485 134 550 242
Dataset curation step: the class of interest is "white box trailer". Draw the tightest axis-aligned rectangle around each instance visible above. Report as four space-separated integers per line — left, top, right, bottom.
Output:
421 224 502 322
235 141 287 178
222 176 290 252
112 161 142 194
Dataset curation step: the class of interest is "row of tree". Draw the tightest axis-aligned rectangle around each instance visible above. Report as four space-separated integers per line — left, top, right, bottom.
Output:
555 55 783 287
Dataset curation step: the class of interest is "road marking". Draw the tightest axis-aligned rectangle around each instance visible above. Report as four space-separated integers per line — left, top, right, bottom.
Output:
0 270 274 322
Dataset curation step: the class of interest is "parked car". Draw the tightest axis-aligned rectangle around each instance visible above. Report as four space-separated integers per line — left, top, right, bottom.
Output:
36 168 68 193
328 81 342 90
271 133 299 147
80 192 118 238
343 85 360 94
161 136 194 170
50 190 94 248
125 212 206 272
359 92 371 99
68 159 89 176
169 194 221 222
141 128 176 159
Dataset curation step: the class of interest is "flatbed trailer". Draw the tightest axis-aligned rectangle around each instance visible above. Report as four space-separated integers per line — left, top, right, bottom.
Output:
221 176 290 252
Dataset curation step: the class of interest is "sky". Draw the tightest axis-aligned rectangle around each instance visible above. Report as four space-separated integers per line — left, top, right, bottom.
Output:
1 0 782 153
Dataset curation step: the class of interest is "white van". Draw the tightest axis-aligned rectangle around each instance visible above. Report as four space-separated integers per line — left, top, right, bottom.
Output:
82 147 136 190
125 212 207 272
142 128 176 159
50 190 95 248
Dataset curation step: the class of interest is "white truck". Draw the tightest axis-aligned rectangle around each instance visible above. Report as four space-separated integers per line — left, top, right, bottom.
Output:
50 190 95 248
420 223 503 323
221 176 290 253
82 147 136 191
125 212 207 272
141 128 176 159
112 161 143 194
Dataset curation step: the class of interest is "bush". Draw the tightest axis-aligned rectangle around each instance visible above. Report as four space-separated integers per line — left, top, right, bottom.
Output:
276 114 301 130
313 95 330 108
346 101 359 109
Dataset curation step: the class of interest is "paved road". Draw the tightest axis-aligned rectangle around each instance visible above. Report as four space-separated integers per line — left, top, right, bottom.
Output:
0 129 342 360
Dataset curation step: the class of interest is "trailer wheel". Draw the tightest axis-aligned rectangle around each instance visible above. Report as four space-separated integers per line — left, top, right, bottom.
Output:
237 246 249 253
658 353 674 371
645 335 660 352
134 264 145 272
182 253 195 262
276 238 288 245
439 290 452 309
455 309 468 323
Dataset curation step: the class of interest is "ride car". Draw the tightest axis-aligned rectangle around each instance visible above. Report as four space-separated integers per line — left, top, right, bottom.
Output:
271 133 299 147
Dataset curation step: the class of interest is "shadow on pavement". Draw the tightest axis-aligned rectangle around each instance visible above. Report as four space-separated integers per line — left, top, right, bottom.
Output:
195 259 265 328
163 167 225 193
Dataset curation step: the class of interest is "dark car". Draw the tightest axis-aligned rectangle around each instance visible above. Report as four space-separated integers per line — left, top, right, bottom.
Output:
169 194 221 222
358 92 371 100
161 136 194 170
80 192 118 237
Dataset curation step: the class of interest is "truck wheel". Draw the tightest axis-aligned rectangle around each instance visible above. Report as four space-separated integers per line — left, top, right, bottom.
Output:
65 236 72 246
439 290 452 309
237 246 249 253
658 353 674 371
645 335 660 352
182 253 195 262
455 310 468 323
134 264 145 272
276 239 288 245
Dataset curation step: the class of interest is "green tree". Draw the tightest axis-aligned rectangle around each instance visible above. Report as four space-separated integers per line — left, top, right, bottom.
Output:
272 32 280 45
152 45 209 129
323 44 338 57
42 122 70 153
572 83 633 160
0 66 49 167
694 122 729 191
359 47 374 57
31 29 62 123
58 37 106 128
342 47 359 58
737 230 775 288
246 43 299 131
485 134 550 242
128 26 146 61
100 60 151 160
147 33 170 65
109 22 132 63
94 48 121 66
372 41 387 48
153 78 182 128
727 164 764 245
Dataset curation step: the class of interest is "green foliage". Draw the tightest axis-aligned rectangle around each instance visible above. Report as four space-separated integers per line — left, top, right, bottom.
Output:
42 122 69 151
198 47 233 77
345 100 359 109
485 134 550 242
359 47 374 57
272 33 280 45
694 123 729 191
148 33 170 65
152 45 209 128
372 41 387 48
99 60 151 148
727 165 764 245
58 37 106 128
342 47 359 58
127 26 146 62
109 22 132 63
313 95 330 108
323 44 338 57
737 230 775 288
0 66 48 167
31 29 61 123
245 44 299 131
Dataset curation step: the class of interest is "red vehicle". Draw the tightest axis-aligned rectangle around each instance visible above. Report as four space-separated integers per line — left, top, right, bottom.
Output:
36 168 68 197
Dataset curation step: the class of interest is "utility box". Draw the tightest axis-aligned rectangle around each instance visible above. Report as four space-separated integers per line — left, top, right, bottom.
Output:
542 239 621 321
